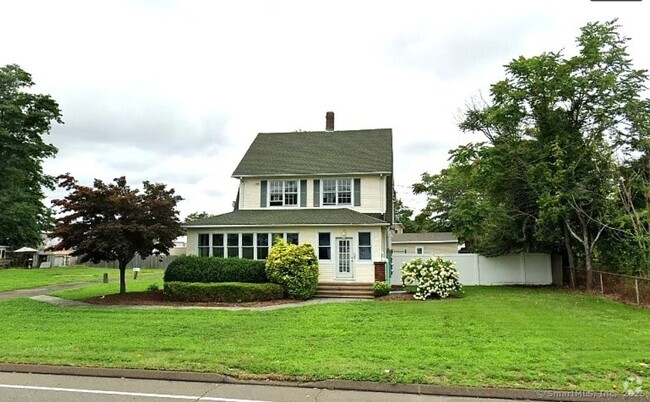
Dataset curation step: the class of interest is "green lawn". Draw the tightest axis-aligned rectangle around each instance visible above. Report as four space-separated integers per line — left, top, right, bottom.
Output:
0 286 648 392
0 266 163 292
50 277 164 300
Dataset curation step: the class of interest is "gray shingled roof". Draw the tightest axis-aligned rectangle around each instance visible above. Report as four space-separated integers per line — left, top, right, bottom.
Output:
232 129 393 177
184 208 389 227
392 232 457 243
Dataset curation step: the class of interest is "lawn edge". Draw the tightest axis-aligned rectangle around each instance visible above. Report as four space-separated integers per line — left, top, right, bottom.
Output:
0 363 639 402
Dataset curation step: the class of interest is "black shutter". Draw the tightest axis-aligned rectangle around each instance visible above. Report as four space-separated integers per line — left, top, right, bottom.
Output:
260 180 267 207
300 180 307 207
313 179 320 207
354 178 361 206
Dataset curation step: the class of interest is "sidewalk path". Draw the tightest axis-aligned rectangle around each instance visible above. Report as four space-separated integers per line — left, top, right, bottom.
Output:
0 282 92 301
29 295 371 311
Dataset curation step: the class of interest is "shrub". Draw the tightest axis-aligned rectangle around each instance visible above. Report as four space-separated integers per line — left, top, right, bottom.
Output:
265 239 319 300
372 281 391 297
164 255 267 283
164 281 283 303
401 256 462 300
146 283 160 291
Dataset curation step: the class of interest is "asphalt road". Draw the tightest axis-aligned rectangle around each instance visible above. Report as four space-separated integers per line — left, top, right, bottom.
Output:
0 372 517 402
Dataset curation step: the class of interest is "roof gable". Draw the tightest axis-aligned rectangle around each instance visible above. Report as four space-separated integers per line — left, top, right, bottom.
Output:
232 129 393 177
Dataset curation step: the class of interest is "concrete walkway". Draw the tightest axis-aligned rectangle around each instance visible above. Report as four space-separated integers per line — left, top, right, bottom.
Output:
0 282 92 301
30 294 371 311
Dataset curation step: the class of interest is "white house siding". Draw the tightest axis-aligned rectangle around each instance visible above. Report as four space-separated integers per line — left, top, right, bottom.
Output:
186 225 385 283
238 175 386 214
392 242 458 255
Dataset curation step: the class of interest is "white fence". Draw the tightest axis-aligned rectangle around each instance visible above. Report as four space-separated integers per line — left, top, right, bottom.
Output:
391 253 553 286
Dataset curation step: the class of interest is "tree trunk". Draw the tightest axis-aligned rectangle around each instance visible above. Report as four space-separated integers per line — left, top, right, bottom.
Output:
581 223 593 291
563 222 576 287
119 261 127 295
584 246 594 291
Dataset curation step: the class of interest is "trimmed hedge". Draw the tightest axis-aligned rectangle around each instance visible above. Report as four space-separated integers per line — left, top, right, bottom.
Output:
164 256 267 283
164 281 284 303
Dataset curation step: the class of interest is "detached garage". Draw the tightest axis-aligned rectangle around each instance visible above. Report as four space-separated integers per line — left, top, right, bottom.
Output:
391 232 459 255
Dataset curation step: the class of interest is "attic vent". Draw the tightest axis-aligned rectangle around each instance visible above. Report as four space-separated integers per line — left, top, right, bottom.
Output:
326 111 334 131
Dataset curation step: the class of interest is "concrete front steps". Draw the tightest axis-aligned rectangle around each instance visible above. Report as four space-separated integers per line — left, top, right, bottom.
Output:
315 282 374 299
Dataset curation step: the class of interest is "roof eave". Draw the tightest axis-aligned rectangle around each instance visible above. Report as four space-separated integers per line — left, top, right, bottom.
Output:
232 171 393 179
184 222 390 229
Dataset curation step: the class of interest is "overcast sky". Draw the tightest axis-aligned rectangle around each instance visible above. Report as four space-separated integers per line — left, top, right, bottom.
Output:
2 0 649 218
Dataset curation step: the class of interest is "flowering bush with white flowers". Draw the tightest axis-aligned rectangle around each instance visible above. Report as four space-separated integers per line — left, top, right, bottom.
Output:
401 256 462 300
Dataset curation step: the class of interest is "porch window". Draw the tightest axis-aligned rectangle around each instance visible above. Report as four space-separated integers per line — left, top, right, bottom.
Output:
227 234 239 257
318 232 331 260
198 234 210 257
212 234 224 257
242 233 254 259
358 232 371 260
416 247 424 255
287 233 299 245
257 233 269 259
272 233 284 245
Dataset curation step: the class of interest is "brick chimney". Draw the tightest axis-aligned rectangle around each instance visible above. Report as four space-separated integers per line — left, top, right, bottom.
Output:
325 111 334 131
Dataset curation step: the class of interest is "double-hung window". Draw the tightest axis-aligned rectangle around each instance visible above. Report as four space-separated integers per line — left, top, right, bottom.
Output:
227 234 239 258
286 233 299 245
318 232 331 260
257 233 269 260
322 178 352 206
212 234 224 257
242 234 254 259
269 180 298 207
198 234 210 257
358 232 371 260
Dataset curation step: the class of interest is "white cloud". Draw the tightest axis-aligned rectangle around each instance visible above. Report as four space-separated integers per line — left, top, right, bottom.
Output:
2 0 648 216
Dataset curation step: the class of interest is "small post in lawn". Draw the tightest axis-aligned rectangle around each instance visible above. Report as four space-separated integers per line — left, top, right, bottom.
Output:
599 272 604 294
103 273 109 283
635 279 640 306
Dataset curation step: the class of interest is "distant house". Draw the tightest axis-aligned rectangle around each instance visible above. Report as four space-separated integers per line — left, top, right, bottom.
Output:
184 112 394 289
0 245 9 267
391 232 459 255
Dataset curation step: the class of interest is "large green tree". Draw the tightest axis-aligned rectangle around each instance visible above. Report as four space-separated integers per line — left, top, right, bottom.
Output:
52 175 184 294
416 21 649 286
0 64 62 248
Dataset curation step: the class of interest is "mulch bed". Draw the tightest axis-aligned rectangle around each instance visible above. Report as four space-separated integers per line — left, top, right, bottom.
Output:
375 292 416 301
82 290 299 307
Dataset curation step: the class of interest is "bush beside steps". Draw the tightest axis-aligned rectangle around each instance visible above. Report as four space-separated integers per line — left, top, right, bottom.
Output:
164 282 284 303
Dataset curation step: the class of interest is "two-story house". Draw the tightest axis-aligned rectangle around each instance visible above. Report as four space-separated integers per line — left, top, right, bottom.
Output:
184 112 394 286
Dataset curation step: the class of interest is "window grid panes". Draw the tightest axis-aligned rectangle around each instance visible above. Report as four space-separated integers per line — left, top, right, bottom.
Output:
318 232 331 260
269 180 298 207
337 179 352 205
322 179 337 206
358 232 371 260
322 178 352 206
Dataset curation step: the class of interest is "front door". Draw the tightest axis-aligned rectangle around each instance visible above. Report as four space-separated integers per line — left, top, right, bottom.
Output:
336 238 353 279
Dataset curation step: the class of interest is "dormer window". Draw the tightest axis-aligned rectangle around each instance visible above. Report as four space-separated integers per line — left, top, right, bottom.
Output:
269 180 298 207
322 178 352 206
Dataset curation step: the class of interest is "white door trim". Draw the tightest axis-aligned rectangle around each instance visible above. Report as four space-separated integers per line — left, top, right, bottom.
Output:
335 237 354 279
